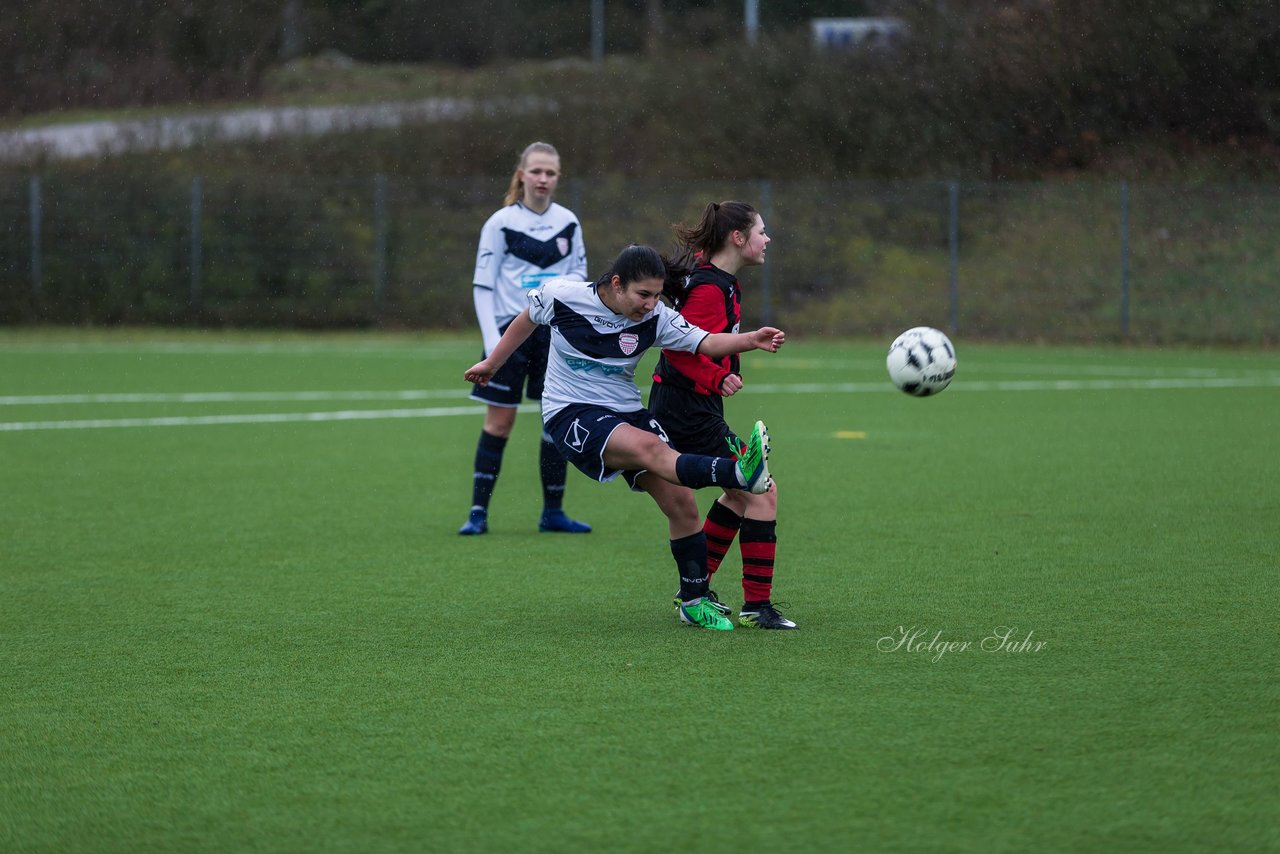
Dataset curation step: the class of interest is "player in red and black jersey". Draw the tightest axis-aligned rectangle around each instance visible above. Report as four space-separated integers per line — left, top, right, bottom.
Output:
648 201 797 629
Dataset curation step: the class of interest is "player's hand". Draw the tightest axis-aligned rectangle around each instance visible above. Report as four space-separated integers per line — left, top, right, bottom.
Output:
719 374 744 397
464 361 495 385
751 327 786 352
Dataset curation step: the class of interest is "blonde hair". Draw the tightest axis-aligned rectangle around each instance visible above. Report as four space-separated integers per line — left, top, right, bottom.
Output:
504 141 561 206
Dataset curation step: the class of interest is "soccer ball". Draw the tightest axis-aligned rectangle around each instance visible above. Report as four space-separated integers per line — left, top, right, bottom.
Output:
886 327 957 396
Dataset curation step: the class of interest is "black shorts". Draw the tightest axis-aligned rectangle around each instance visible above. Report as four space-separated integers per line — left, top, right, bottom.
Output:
544 403 674 491
647 381 740 458
470 322 551 407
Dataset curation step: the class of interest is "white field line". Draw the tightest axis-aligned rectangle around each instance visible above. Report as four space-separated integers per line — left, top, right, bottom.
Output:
0 389 474 406
5 342 1274 376
0 405 499 432
0 342 473 358
5 343 1277 377
1 375 1277 432
747 376 1280 395
766 359 1280 378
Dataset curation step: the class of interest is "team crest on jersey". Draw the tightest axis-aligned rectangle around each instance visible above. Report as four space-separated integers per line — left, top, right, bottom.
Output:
618 332 640 355
557 237 570 256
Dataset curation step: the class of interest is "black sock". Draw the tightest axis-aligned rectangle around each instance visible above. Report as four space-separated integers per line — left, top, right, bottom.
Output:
671 532 710 602
539 437 567 512
674 453 740 490
470 430 507 510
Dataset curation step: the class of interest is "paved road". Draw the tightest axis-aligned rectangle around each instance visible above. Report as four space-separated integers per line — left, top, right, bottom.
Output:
0 96 544 162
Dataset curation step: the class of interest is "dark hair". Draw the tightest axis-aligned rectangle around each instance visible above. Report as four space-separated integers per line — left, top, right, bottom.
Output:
672 201 759 262
664 200 759 306
595 244 688 294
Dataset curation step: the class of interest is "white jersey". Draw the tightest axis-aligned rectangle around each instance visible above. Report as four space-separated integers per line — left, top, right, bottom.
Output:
473 201 588 327
528 278 710 421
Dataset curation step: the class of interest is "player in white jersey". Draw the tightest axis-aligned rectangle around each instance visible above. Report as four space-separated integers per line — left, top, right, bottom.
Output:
459 142 592 537
465 244 786 631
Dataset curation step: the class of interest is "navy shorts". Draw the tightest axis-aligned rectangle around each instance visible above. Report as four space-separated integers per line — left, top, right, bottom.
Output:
647 381 740 458
544 404 674 490
470 322 551 407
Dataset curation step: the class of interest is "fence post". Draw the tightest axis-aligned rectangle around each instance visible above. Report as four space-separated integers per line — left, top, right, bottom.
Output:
591 0 604 62
374 174 388 311
948 181 959 334
29 176 42 302
190 176 203 310
758 179 773 326
1120 181 1130 339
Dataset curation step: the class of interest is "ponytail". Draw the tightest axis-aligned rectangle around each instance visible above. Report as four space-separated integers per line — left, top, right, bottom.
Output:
659 257 692 308
671 200 759 265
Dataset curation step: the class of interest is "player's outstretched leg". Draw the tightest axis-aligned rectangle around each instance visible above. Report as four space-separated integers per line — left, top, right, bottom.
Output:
664 420 771 493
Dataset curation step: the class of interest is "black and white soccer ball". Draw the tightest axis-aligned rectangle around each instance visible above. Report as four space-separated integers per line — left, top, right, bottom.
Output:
886 327 957 396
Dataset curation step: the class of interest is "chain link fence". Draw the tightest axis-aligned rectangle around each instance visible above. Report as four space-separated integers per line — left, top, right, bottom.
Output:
1 175 1276 344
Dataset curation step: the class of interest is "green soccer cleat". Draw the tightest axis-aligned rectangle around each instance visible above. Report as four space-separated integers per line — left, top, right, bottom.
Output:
732 420 772 495
671 588 732 617
678 597 735 630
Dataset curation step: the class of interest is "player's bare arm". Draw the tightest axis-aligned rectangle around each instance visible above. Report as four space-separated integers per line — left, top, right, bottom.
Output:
698 327 785 359
464 309 538 385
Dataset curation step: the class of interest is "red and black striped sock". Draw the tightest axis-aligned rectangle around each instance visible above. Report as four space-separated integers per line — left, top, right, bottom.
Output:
703 500 743 580
740 517 777 606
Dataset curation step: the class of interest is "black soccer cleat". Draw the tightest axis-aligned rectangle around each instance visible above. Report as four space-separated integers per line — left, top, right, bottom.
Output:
738 602 798 630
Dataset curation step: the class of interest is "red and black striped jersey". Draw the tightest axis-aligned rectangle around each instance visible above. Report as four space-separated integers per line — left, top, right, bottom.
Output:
652 263 741 396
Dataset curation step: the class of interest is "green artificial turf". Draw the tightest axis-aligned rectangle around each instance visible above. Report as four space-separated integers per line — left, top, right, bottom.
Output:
1 330 1277 852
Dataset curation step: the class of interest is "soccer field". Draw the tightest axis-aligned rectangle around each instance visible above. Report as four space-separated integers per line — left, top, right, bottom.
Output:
2 330 1277 852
